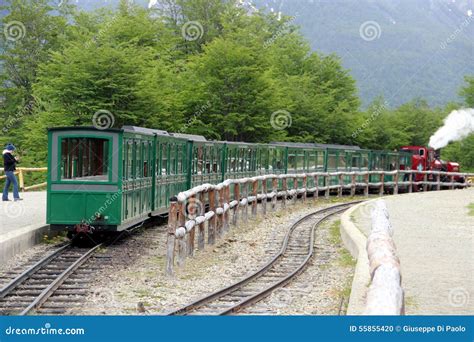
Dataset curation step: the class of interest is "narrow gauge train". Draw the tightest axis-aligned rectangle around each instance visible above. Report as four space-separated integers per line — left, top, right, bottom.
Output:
400 145 464 185
47 126 414 236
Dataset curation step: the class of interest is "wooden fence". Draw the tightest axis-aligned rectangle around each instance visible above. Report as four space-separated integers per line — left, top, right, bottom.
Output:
364 200 404 315
0 167 47 191
166 170 473 274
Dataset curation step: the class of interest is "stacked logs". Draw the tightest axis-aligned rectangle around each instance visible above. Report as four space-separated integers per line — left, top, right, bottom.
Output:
364 200 404 315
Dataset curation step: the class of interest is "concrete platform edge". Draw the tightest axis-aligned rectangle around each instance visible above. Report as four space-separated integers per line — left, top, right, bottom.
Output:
0 224 50 264
340 200 372 315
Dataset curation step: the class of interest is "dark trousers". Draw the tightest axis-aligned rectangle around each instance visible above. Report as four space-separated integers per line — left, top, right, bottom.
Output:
2 171 20 200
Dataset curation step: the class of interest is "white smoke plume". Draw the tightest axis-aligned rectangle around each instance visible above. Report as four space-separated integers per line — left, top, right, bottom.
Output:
428 108 474 149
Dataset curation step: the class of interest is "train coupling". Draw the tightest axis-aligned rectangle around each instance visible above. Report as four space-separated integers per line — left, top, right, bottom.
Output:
74 222 95 234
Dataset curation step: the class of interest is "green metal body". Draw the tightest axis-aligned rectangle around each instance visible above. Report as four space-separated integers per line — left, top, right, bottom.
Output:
47 126 412 233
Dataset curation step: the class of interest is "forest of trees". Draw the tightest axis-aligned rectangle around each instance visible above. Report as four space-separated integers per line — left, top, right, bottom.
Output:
1 0 473 170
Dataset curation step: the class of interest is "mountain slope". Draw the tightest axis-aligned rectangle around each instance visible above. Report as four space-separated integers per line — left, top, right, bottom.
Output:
254 0 474 107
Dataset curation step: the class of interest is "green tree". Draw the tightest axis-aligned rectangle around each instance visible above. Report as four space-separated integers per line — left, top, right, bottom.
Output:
459 75 474 107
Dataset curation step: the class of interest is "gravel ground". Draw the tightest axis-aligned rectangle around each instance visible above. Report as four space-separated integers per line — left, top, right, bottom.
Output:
351 188 474 314
74 197 360 315
0 240 64 287
242 217 355 315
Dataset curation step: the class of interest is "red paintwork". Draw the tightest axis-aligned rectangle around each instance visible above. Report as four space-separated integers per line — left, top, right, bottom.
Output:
399 145 463 189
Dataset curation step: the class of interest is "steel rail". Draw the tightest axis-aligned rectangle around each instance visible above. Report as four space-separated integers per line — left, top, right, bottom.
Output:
19 243 104 315
168 200 362 315
0 243 71 300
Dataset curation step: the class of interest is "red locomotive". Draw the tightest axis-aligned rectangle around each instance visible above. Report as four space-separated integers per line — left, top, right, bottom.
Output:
399 146 464 188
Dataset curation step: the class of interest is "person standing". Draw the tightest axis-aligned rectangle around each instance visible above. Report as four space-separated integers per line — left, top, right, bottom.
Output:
2 143 22 201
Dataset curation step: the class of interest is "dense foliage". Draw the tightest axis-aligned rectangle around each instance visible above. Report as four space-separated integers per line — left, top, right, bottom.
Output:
0 0 473 171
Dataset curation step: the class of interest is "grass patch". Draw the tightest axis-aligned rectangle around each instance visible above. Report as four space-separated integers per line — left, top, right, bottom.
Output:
42 232 67 245
329 220 342 245
339 249 356 267
328 220 356 267
467 203 474 216
405 296 419 310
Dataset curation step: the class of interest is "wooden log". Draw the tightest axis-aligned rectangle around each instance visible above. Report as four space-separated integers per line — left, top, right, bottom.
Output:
408 172 413 193
364 173 369 197
350 173 356 197
302 175 307 202
436 173 441 191
208 189 216 245
198 191 206 250
282 177 287 208
393 172 399 195
293 176 298 204
251 180 258 218
450 175 454 190
243 180 249 223
271 177 277 211
18 169 24 192
325 175 330 199
314 174 319 202
233 183 240 226
216 187 224 238
177 201 187 267
187 196 196 257
223 184 230 232
423 173 428 192
338 173 343 197
262 178 267 215
379 173 384 196
24 182 47 191
166 199 178 275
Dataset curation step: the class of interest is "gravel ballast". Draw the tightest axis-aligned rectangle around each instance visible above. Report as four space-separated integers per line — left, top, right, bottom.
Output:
75 198 359 315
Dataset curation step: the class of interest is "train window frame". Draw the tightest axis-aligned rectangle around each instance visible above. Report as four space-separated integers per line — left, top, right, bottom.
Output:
57 135 113 183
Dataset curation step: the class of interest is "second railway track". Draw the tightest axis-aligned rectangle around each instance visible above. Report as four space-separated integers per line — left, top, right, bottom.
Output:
168 201 361 316
0 225 144 315
0 243 104 315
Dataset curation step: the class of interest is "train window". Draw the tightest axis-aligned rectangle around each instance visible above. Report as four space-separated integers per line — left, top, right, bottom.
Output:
317 152 324 169
128 141 133 178
419 149 425 156
361 154 369 170
143 142 148 177
60 137 109 181
135 141 141 178
338 155 346 169
161 143 168 176
328 153 337 169
122 143 128 180
352 155 359 168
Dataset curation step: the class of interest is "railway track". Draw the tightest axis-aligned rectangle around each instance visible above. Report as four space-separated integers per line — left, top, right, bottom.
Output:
0 225 146 315
168 201 361 316
0 243 105 315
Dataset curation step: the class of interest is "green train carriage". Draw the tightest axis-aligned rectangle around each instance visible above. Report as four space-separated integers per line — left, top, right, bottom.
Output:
47 125 412 235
